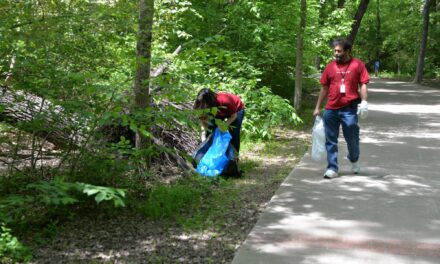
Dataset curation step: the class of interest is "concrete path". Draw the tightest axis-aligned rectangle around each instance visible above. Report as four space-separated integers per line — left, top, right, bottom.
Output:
232 78 440 264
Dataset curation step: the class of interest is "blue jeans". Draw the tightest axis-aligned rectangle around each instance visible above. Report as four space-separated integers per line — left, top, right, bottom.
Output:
230 109 245 153
323 106 359 172
207 109 245 153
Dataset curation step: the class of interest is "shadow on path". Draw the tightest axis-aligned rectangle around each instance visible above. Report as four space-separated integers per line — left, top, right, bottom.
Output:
232 78 440 264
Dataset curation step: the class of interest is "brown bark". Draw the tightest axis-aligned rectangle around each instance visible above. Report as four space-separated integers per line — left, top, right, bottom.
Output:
0 88 83 149
347 0 370 46
315 0 326 71
375 0 381 60
134 0 155 150
414 0 433 83
150 45 182 78
293 0 307 110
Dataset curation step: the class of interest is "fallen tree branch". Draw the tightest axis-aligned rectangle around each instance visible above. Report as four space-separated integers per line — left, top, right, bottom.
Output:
151 45 182 78
0 89 84 149
0 45 200 173
152 136 196 175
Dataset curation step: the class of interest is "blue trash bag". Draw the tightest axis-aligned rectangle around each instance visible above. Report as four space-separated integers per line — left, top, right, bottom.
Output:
196 128 232 177
192 130 241 177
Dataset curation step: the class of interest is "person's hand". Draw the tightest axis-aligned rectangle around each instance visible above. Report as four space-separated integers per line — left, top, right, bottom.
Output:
313 108 321 117
218 123 229 133
215 119 229 133
357 100 368 119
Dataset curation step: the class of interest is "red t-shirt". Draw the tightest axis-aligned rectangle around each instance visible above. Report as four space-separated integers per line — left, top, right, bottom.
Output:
320 58 370 110
216 92 244 118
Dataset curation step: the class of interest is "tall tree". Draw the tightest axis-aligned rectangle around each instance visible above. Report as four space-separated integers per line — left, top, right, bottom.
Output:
375 0 381 60
134 0 155 150
414 0 434 83
347 0 370 45
315 0 326 71
293 0 307 110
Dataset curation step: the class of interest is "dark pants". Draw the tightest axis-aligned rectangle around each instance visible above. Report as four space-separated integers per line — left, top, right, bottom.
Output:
323 105 359 172
207 109 245 153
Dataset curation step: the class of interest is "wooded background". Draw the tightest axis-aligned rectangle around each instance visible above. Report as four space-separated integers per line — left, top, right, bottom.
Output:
0 0 438 261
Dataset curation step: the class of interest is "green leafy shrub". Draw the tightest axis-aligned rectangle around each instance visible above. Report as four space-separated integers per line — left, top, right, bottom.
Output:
0 178 126 225
80 183 126 207
241 86 302 139
69 150 132 187
0 223 31 263
171 47 302 140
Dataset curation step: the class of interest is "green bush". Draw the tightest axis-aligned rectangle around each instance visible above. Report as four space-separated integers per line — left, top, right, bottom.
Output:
241 86 302 139
0 178 126 225
0 223 31 263
172 47 302 140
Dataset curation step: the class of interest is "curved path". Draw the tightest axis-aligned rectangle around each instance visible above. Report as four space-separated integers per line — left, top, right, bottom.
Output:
232 78 440 264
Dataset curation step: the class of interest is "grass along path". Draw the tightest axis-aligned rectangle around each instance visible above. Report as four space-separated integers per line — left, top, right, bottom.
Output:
25 127 311 263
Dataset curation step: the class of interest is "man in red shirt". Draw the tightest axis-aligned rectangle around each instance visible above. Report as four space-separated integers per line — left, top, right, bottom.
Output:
313 39 369 179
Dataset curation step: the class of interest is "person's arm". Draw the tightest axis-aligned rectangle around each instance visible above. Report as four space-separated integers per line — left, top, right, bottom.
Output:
225 112 237 126
215 112 237 133
359 83 368 101
199 115 209 140
201 119 208 130
357 83 369 119
313 85 329 116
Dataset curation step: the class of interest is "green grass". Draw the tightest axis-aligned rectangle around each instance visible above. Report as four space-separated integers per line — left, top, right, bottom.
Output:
263 136 309 158
136 122 312 233
378 71 413 81
137 173 242 230
375 71 440 89
138 175 212 221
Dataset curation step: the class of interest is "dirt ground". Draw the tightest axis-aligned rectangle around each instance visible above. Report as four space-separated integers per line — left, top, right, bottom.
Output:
26 129 311 264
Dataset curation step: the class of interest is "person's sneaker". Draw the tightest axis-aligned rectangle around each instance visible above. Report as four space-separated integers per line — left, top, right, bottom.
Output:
351 161 360 174
323 169 338 179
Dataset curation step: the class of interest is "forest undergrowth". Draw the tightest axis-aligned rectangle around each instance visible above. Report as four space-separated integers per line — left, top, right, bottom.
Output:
14 124 312 264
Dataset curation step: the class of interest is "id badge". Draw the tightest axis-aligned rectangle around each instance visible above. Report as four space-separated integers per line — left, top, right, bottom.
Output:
340 83 346 93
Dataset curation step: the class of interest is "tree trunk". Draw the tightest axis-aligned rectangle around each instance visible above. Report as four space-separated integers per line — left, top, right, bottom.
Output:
134 0 155 150
315 0 326 71
293 0 307 111
396 0 402 75
375 0 381 60
347 0 370 46
413 0 433 83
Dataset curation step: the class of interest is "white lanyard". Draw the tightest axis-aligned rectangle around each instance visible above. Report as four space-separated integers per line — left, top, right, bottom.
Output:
337 60 351 93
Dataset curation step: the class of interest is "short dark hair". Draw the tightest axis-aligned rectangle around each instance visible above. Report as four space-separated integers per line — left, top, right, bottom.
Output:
193 88 218 109
331 38 352 51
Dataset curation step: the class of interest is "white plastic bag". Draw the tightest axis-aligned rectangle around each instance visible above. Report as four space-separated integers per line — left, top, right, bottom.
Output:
311 116 326 162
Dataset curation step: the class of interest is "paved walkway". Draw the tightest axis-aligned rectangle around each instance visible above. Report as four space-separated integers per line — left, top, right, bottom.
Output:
232 78 440 264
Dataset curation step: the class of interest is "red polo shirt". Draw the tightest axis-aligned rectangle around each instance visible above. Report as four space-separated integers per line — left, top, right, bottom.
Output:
216 92 244 118
320 58 370 110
